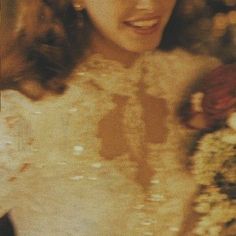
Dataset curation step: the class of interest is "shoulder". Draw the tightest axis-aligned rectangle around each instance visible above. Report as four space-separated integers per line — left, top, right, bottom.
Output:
149 48 221 80
144 48 221 103
0 83 82 113
152 48 220 69
0 90 34 117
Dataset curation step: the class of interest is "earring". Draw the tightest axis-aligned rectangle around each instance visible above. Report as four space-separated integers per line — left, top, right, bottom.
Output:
73 1 85 11
74 4 84 11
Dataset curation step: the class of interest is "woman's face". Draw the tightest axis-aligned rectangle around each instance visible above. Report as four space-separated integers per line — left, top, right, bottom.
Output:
83 0 176 54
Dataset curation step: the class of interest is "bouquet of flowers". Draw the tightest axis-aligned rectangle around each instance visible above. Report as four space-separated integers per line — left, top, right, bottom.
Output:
183 64 236 236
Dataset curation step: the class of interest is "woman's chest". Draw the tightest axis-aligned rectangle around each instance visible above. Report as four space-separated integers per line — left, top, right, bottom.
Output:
2 79 197 236
4 80 193 190
10 79 174 155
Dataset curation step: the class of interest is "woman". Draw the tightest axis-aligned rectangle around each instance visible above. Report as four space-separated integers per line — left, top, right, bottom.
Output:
0 1 220 235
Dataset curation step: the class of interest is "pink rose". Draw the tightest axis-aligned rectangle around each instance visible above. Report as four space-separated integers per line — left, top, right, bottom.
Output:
201 64 236 124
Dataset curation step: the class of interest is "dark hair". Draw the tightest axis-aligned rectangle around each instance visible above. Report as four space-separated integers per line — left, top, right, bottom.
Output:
0 214 15 236
0 0 179 99
159 0 182 50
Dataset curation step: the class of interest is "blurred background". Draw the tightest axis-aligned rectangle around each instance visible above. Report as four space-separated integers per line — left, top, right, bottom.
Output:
173 0 236 63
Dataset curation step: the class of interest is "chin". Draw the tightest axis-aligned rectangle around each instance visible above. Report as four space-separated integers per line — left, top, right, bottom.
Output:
122 37 162 53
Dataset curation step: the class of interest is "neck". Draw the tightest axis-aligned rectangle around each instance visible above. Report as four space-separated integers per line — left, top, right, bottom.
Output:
88 29 140 68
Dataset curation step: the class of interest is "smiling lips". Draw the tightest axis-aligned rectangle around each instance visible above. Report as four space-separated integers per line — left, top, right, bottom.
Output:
124 16 161 35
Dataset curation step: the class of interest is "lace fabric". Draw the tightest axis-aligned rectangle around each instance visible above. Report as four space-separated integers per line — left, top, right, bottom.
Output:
71 49 201 235
0 48 220 235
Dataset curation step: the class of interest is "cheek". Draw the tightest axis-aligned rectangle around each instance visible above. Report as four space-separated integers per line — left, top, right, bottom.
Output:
91 14 121 43
85 2 120 34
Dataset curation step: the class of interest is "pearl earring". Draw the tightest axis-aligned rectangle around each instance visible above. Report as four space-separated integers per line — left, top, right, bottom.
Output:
73 2 85 29
73 2 84 11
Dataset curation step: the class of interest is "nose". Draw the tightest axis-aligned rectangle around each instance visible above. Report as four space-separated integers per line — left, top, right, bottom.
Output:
135 0 155 10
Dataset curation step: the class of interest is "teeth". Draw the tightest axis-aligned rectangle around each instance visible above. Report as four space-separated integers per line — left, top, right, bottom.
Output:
128 19 159 27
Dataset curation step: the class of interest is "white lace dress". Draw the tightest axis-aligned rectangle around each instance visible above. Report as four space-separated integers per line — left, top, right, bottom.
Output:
0 49 219 236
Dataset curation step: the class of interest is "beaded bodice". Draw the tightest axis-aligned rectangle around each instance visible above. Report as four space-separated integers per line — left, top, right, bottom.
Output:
0 49 219 236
